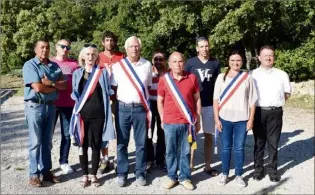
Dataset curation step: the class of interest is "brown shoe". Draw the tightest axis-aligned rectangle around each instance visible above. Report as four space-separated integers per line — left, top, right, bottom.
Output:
42 172 61 183
29 177 42 187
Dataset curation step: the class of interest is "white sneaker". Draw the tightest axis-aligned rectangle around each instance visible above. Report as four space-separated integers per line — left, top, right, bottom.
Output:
217 174 228 186
234 176 246 187
60 164 74 174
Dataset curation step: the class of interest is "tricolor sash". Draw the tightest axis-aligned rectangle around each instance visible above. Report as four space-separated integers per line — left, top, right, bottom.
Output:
218 71 248 110
69 65 103 146
164 72 198 149
118 58 152 138
214 71 248 154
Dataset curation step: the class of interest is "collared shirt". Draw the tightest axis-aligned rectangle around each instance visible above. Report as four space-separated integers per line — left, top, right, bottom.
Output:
250 66 292 107
158 71 200 124
23 57 63 101
111 57 152 104
50 57 79 107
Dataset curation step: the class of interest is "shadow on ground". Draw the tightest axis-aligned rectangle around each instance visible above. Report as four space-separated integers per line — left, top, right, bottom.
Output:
191 129 314 189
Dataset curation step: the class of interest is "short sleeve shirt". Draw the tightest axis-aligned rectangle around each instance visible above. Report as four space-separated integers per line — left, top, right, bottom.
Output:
111 57 152 103
98 51 125 68
50 58 79 107
251 67 292 107
158 72 200 124
213 73 258 122
185 56 221 107
23 57 63 101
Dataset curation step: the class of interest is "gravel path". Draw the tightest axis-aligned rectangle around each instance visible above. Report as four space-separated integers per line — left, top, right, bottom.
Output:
1 96 314 194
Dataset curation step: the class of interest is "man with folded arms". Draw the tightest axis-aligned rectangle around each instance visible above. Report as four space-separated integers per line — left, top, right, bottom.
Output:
23 39 67 187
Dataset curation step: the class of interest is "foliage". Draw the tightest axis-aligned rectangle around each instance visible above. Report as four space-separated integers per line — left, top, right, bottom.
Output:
275 32 315 81
1 0 314 81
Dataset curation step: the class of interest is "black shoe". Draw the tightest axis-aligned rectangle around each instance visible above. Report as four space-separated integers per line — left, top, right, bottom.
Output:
146 161 153 170
269 174 280 182
42 171 61 183
253 173 264 181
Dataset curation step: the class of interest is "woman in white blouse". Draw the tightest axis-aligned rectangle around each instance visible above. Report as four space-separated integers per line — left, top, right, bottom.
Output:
213 50 257 187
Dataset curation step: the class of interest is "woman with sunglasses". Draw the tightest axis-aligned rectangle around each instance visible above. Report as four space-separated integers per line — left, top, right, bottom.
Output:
70 44 115 187
146 51 168 172
213 50 257 187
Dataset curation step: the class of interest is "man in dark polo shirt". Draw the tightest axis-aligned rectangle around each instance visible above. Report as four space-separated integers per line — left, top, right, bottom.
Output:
185 36 221 176
158 52 201 190
23 39 67 187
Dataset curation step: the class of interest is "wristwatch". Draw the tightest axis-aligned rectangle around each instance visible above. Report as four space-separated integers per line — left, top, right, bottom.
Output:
51 82 55 87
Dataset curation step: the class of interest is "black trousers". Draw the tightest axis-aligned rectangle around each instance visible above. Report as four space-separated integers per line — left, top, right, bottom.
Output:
146 100 166 166
79 118 104 176
253 107 283 175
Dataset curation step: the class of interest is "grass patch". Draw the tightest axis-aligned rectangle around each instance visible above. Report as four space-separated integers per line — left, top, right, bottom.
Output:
1 74 24 96
285 94 314 110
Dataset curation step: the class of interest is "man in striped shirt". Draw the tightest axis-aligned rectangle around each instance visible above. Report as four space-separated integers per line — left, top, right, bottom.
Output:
147 51 168 172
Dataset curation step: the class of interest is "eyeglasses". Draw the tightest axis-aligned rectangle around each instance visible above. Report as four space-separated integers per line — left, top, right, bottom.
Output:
58 44 71 51
84 43 97 48
154 57 164 62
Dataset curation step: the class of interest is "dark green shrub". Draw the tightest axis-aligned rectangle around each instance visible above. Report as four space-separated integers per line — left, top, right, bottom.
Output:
275 40 314 82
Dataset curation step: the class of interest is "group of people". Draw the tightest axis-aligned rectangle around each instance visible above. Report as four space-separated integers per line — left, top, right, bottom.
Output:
22 31 291 190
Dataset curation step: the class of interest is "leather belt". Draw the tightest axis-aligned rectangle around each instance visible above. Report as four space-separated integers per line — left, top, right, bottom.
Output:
258 106 281 111
27 99 55 105
118 101 143 107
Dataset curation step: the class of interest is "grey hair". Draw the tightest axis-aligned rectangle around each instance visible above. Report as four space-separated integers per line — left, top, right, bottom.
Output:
124 36 142 50
78 46 99 67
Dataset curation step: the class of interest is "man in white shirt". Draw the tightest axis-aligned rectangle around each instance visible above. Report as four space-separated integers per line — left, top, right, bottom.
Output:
251 45 291 182
111 36 152 187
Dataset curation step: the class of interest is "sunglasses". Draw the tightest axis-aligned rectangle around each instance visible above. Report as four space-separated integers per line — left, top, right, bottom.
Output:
84 43 97 48
58 44 71 51
154 57 164 61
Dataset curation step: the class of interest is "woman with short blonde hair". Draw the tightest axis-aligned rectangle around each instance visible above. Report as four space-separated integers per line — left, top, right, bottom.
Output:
70 44 115 187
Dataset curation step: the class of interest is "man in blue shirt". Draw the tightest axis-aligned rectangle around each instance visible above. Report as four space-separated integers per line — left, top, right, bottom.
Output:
23 39 67 187
185 36 221 176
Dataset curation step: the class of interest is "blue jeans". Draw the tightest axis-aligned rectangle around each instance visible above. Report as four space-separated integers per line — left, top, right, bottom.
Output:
116 102 147 178
220 118 248 176
25 101 56 177
54 107 73 165
164 123 191 182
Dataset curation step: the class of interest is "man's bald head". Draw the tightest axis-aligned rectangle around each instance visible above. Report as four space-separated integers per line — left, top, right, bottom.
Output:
168 52 185 63
168 52 185 74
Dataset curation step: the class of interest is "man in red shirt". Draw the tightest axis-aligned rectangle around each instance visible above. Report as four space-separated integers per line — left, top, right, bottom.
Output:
157 52 201 190
98 31 124 174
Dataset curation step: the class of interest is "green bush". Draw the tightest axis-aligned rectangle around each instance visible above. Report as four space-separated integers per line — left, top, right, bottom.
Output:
275 39 315 82
5 53 24 72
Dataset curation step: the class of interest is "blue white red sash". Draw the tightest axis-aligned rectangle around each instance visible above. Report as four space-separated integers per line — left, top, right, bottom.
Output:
69 65 103 146
214 71 248 154
219 71 248 110
118 58 152 138
164 72 197 149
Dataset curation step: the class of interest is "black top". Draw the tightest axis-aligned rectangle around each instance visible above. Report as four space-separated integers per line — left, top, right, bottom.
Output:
79 71 105 119
185 56 221 107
